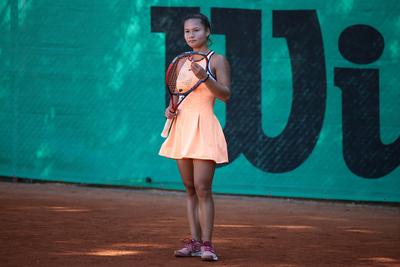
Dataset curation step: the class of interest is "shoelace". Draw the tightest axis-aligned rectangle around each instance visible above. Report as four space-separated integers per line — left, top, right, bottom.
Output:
202 243 216 253
181 238 201 250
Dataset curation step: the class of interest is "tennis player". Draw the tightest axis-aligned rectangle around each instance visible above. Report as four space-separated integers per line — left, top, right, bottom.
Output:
159 13 231 261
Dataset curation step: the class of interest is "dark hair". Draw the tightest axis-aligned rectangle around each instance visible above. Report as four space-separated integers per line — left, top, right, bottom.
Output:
183 13 212 46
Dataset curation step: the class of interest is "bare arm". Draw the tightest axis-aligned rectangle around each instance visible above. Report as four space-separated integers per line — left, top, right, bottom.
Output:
190 54 231 102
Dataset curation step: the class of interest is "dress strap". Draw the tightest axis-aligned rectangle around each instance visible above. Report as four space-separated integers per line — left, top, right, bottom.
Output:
206 51 217 80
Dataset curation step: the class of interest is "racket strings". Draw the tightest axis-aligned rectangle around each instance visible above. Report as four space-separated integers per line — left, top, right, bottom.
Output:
166 53 207 96
167 61 180 94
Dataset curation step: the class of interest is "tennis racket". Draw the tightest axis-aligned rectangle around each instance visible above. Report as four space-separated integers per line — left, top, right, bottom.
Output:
161 51 209 138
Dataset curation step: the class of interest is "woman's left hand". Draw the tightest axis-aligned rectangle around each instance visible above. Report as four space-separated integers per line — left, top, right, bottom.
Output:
191 62 208 81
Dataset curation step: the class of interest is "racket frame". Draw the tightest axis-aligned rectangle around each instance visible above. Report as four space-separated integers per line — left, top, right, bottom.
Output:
161 51 210 138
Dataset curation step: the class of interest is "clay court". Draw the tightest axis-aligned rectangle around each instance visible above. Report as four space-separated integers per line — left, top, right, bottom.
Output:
0 181 399 267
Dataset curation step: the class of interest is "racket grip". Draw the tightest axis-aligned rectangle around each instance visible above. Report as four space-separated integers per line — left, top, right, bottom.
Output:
161 118 173 138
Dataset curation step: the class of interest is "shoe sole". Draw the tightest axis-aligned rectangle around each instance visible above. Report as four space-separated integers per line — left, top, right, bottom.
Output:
201 255 218 261
174 251 202 257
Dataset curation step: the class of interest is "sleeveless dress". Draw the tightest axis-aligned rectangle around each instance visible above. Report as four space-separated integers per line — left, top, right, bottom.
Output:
159 51 228 164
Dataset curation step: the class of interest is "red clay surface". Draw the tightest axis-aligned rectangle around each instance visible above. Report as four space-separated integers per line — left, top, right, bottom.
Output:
0 181 399 267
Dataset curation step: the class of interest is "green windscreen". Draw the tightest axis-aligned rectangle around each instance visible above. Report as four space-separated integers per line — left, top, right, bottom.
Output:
0 0 399 202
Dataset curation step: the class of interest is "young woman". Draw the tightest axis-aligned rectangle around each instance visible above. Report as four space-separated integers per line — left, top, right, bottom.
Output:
158 13 231 261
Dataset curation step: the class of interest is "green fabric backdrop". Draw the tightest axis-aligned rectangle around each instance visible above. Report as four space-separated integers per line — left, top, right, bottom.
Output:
0 0 399 202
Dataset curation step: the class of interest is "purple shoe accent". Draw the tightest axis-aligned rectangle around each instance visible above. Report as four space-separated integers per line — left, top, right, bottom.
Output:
201 241 218 261
174 238 202 257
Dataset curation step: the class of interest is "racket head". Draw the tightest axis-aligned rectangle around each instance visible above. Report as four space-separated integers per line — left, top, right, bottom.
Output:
165 51 209 99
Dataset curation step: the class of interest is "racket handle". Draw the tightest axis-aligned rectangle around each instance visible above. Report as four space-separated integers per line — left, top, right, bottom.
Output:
161 118 173 138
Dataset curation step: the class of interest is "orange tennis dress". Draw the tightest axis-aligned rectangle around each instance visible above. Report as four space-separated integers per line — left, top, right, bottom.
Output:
159 51 228 164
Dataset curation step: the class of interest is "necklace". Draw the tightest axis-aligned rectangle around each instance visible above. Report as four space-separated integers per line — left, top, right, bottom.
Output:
189 56 204 62
198 49 210 54
193 48 210 55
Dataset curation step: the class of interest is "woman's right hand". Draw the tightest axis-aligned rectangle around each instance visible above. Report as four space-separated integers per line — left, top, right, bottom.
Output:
165 106 178 119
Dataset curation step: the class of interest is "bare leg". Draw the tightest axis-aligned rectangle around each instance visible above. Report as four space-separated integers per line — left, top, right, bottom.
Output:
177 159 201 241
193 159 216 242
